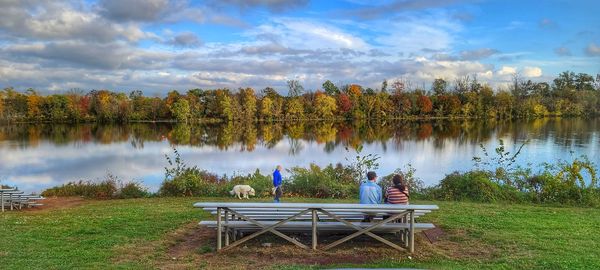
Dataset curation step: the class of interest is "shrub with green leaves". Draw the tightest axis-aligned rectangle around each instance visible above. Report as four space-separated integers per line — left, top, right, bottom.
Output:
118 182 149 199
42 173 148 199
284 163 356 198
42 180 116 199
429 171 522 203
380 164 426 199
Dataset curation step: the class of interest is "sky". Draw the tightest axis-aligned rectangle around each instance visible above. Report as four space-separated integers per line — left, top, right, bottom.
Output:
0 0 599 95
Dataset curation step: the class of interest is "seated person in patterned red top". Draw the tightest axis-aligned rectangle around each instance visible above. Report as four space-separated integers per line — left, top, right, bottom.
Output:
385 174 409 204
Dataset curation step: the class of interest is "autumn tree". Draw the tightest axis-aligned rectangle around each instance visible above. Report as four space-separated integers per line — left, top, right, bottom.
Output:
0 91 4 119
216 90 233 121
186 89 204 120
26 89 43 120
314 92 337 119
260 96 274 120
337 93 352 116
285 97 304 119
416 95 433 115
240 88 257 120
390 92 412 117
347 84 364 118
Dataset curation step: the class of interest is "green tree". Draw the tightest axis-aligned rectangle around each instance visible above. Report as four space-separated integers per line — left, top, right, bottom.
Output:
322 80 339 96
171 99 191 123
217 92 233 121
432 78 447 95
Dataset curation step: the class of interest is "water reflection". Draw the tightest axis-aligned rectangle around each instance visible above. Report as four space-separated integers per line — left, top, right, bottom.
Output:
0 118 598 192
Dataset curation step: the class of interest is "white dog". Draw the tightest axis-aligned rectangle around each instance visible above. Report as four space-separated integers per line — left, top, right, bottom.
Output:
229 185 256 199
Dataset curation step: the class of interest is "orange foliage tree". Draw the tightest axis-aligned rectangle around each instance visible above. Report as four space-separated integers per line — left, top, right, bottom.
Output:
416 95 433 115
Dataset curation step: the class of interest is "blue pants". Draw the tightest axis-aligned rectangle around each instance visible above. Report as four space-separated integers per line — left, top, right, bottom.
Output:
274 186 282 203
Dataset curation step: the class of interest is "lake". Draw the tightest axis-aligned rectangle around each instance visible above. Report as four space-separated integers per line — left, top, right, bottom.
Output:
1 118 598 193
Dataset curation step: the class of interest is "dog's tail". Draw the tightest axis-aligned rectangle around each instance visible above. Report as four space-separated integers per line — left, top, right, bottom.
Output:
229 189 235 195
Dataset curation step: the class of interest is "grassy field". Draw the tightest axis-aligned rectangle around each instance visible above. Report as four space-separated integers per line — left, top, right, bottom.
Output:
1 197 599 269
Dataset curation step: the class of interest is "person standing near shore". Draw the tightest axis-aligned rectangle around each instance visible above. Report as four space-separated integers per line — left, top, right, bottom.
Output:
273 165 283 203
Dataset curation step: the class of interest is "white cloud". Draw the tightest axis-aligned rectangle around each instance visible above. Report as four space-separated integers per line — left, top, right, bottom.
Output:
0 1 596 94
523 66 542 77
585 43 600 56
376 12 461 54
498 66 517 76
250 18 368 50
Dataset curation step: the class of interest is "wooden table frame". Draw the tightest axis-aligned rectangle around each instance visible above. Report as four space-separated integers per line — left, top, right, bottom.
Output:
196 203 438 253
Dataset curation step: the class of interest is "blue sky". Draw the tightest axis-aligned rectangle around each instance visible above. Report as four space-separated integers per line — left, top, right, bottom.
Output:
0 0 598 94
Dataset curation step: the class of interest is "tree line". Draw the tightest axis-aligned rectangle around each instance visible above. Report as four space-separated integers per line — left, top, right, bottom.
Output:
1 71 599 123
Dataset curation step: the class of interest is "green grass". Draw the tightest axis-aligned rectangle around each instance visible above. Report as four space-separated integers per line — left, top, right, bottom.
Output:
1 197 599 269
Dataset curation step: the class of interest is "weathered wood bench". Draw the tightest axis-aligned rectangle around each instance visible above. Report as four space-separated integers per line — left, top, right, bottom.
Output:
194 202 438 252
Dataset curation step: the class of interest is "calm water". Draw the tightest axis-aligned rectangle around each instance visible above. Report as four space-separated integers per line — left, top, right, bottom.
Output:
1 118 598 193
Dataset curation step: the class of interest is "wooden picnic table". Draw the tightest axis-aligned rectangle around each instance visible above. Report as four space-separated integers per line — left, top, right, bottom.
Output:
194 202 438 253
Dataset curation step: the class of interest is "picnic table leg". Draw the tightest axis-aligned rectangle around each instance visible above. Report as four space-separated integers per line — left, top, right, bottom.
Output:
312 209 317 250
320 210 408 251
221 208 311 251
217 207 222 250
231 212 237 241
1 192 4 212
402 216 408 248
9 193 13 211
225 209 230 246
409 210 415 253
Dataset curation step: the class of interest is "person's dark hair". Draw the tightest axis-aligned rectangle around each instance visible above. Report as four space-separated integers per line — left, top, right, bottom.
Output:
392 174 406 192
367 171 377 181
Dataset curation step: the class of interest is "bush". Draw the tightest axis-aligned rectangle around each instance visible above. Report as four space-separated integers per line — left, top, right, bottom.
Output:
159 166 273 197
42 180 118 199
380 164 426 199
159 168 213 196
429 171 522 203
42 173 148 199
284 163 356 198
118 182 149 199
510 157 600 206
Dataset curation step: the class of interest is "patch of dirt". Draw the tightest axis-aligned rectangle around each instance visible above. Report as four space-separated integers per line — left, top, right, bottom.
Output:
21 197 87 212
420 228 500 260
115 222 499 270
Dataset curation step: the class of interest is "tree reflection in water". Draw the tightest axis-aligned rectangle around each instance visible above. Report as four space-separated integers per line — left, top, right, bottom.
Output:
0 119 599 154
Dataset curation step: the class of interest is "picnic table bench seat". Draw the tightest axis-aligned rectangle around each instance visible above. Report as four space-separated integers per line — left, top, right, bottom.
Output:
195 202 438 253
200 220 435 232
207 210 429 221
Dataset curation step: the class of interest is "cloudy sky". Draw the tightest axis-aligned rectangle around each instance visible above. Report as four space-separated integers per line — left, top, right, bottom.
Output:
0 0 599 95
